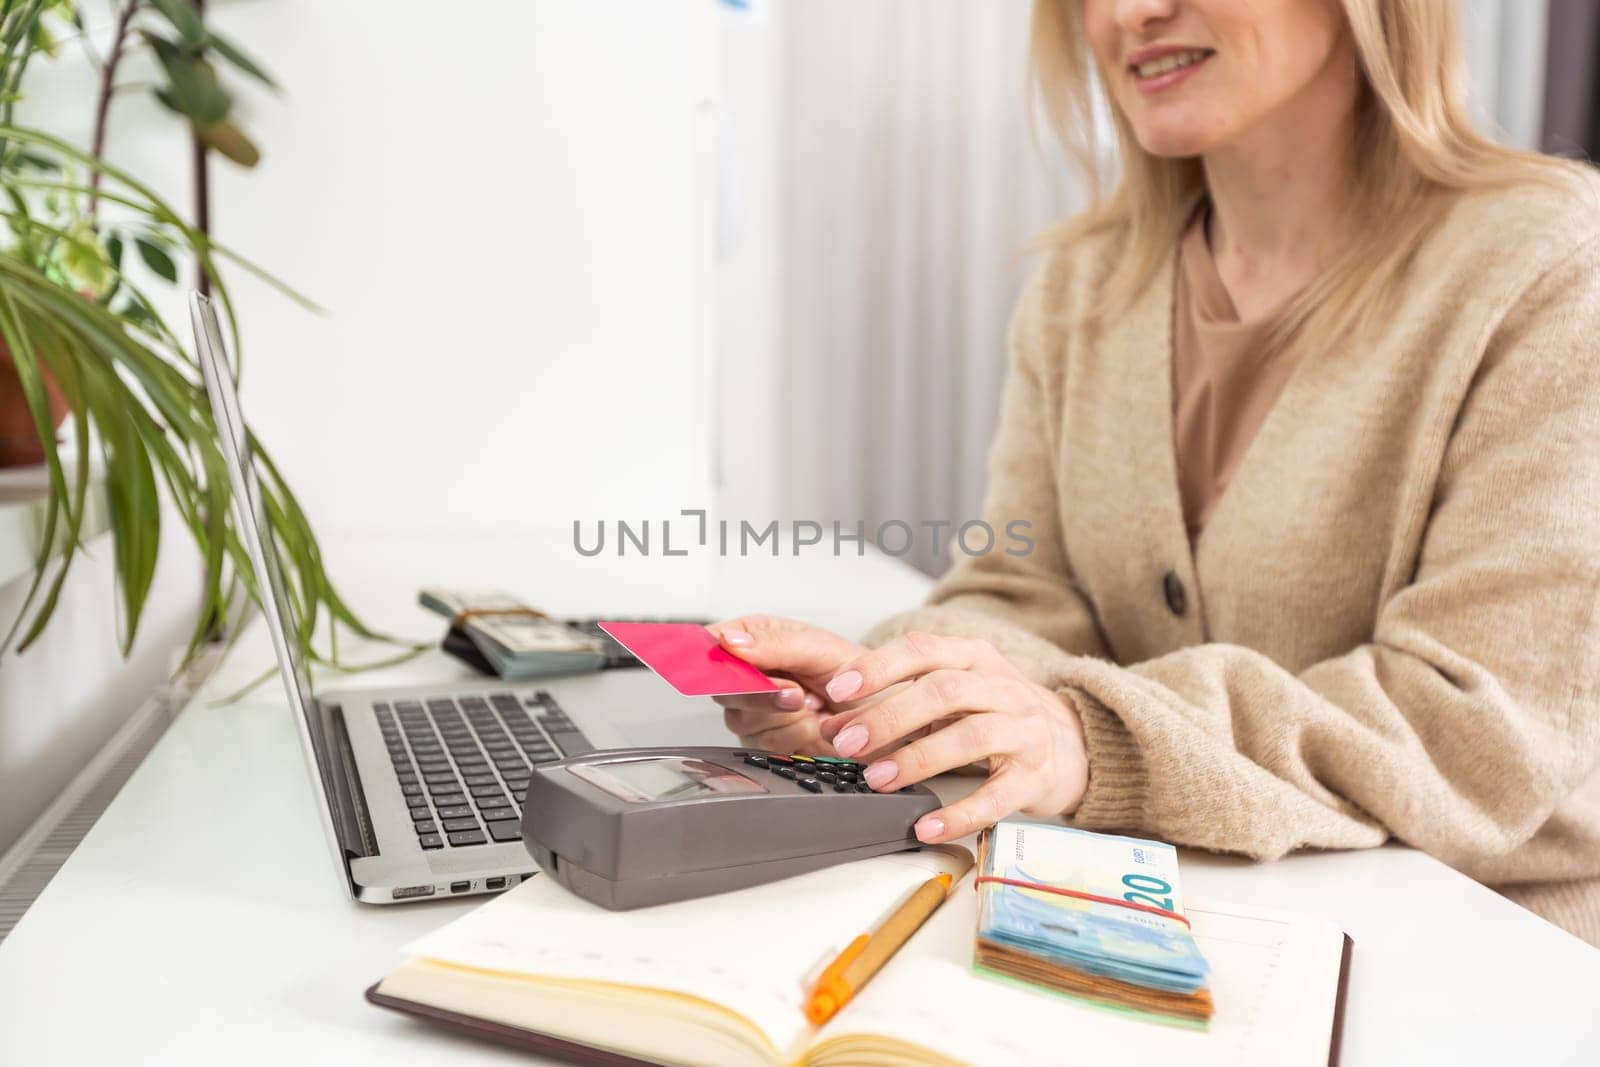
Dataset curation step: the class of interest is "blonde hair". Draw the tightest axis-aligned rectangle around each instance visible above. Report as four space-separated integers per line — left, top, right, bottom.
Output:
1029 0 1588 346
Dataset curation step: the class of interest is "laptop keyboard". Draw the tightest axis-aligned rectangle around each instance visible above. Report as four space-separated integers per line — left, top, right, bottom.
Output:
375 691 595 851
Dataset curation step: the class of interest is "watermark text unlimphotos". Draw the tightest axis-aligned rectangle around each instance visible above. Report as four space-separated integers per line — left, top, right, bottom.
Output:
571 510 1034 559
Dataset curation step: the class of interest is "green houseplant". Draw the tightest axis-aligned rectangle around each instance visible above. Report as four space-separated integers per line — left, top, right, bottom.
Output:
0 0 406 676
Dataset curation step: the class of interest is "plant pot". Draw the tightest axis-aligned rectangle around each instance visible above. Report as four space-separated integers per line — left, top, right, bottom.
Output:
0 340 69 468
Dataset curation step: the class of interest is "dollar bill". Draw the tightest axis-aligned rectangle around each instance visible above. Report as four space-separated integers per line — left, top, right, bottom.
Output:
975 821 1213 1020
419 589 605 679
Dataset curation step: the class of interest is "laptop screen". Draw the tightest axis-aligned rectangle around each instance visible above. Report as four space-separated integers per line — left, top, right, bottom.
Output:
189 293 349 868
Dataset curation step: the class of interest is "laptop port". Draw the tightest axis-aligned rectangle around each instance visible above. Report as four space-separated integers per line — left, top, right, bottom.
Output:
450 881 471 894
393 885 435 899
485 876 507 891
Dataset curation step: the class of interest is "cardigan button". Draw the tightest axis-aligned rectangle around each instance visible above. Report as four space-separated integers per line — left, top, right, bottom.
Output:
1162 570 1188 617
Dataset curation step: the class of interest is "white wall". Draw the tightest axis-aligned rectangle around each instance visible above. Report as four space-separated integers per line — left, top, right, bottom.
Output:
206 0 721 534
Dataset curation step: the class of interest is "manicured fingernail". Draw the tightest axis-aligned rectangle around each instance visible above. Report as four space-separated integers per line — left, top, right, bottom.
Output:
914 816 945 842
774 687 804 709
803 692 823 711
833 723 869 757
721 628 753 647
863 761 897 790
826 670 862 702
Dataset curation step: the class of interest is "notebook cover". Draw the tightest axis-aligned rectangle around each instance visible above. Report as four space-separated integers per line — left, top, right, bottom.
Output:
366 935 1353 1066
1328 934 1354 1067
365 983 664 1067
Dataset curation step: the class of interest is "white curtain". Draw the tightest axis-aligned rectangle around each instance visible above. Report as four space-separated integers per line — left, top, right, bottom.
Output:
772 0 1552 576
775 0 1075 574
1462 0 1549 149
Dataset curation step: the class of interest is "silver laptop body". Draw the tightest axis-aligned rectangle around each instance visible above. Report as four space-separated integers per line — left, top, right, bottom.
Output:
189 292 645 903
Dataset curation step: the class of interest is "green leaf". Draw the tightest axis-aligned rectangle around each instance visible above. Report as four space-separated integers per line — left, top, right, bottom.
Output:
144 0 206 48
29 22 57 59
143 32 231 125
57 218 110 294
197 121 260 167
134 236 178 282
14 150 59 171
106 232 122 268
100 387 161 653
206 31 277 89
115 290 156 329
152 86 183 117
0 294 76 653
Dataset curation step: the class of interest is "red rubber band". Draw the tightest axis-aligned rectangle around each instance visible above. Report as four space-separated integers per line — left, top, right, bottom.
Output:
973 874 1192 929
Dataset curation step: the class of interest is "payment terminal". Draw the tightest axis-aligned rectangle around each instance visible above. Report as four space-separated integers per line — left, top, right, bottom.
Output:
520 747 940 909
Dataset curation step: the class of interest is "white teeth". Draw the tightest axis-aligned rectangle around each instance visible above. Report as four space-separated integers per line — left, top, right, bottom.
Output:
1134 50 1209 79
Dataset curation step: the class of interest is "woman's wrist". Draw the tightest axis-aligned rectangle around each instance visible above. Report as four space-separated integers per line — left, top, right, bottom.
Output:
1044 685 1091 817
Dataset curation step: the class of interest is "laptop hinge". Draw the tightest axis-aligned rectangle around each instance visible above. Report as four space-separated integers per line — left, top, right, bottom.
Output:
319 701 379 858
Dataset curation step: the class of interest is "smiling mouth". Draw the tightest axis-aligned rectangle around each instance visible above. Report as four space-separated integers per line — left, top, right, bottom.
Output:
1130 49 1214 80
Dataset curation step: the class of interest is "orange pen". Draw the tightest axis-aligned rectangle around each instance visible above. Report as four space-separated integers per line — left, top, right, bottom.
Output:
804 869 962 1025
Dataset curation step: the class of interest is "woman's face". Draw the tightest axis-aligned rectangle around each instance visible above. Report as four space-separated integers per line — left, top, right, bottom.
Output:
1082 0 1354 158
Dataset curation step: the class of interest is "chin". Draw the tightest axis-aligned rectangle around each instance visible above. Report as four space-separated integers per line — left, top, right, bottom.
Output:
1129 120 1214 158
1126 106 1225 159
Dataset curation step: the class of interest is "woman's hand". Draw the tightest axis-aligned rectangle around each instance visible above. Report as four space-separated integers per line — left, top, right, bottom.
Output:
707 615 872 756
816 632 1089 845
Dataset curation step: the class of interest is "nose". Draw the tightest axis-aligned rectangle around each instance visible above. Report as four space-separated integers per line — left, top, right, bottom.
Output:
1114 0 1178 33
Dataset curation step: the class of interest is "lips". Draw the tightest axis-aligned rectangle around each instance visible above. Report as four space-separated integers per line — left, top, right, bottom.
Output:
1131 49 1212 79
1123 44 1215 95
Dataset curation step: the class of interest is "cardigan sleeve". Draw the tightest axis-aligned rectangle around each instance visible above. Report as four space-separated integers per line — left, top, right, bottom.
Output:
1058 233 1600 866
864 259 1110 681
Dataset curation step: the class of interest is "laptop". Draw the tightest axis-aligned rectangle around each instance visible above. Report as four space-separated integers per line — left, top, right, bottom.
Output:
188 291 681 903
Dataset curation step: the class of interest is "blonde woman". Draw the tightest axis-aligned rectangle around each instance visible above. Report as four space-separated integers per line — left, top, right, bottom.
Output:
714 0 1600 947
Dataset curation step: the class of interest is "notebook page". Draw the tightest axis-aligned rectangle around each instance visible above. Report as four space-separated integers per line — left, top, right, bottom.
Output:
815 876 1345 1067
401 848 970 1059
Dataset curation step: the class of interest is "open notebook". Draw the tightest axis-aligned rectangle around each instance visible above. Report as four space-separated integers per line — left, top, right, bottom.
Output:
368 849 1351 1067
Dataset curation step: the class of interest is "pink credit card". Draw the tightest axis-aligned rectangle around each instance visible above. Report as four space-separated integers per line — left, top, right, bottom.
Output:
598 621 782 697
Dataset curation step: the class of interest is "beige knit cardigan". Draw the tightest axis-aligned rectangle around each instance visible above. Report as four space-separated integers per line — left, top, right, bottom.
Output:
866 174 1600 947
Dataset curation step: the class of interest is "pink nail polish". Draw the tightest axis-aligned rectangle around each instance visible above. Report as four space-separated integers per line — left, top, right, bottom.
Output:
803 692 823 711
863 761 896 790
722 628 753 647
914 816 945 842
833 723 869 757
774 688 803 710
826 670 862 702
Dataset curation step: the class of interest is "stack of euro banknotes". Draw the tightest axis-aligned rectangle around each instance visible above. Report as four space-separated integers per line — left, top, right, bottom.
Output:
419 589 606 679
975 821 1213 1024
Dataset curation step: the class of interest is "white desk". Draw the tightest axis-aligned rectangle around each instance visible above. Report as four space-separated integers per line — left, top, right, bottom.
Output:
1 530 1597 1065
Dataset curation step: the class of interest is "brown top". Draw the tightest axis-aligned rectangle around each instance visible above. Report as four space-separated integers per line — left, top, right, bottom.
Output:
1171 206 1304 541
